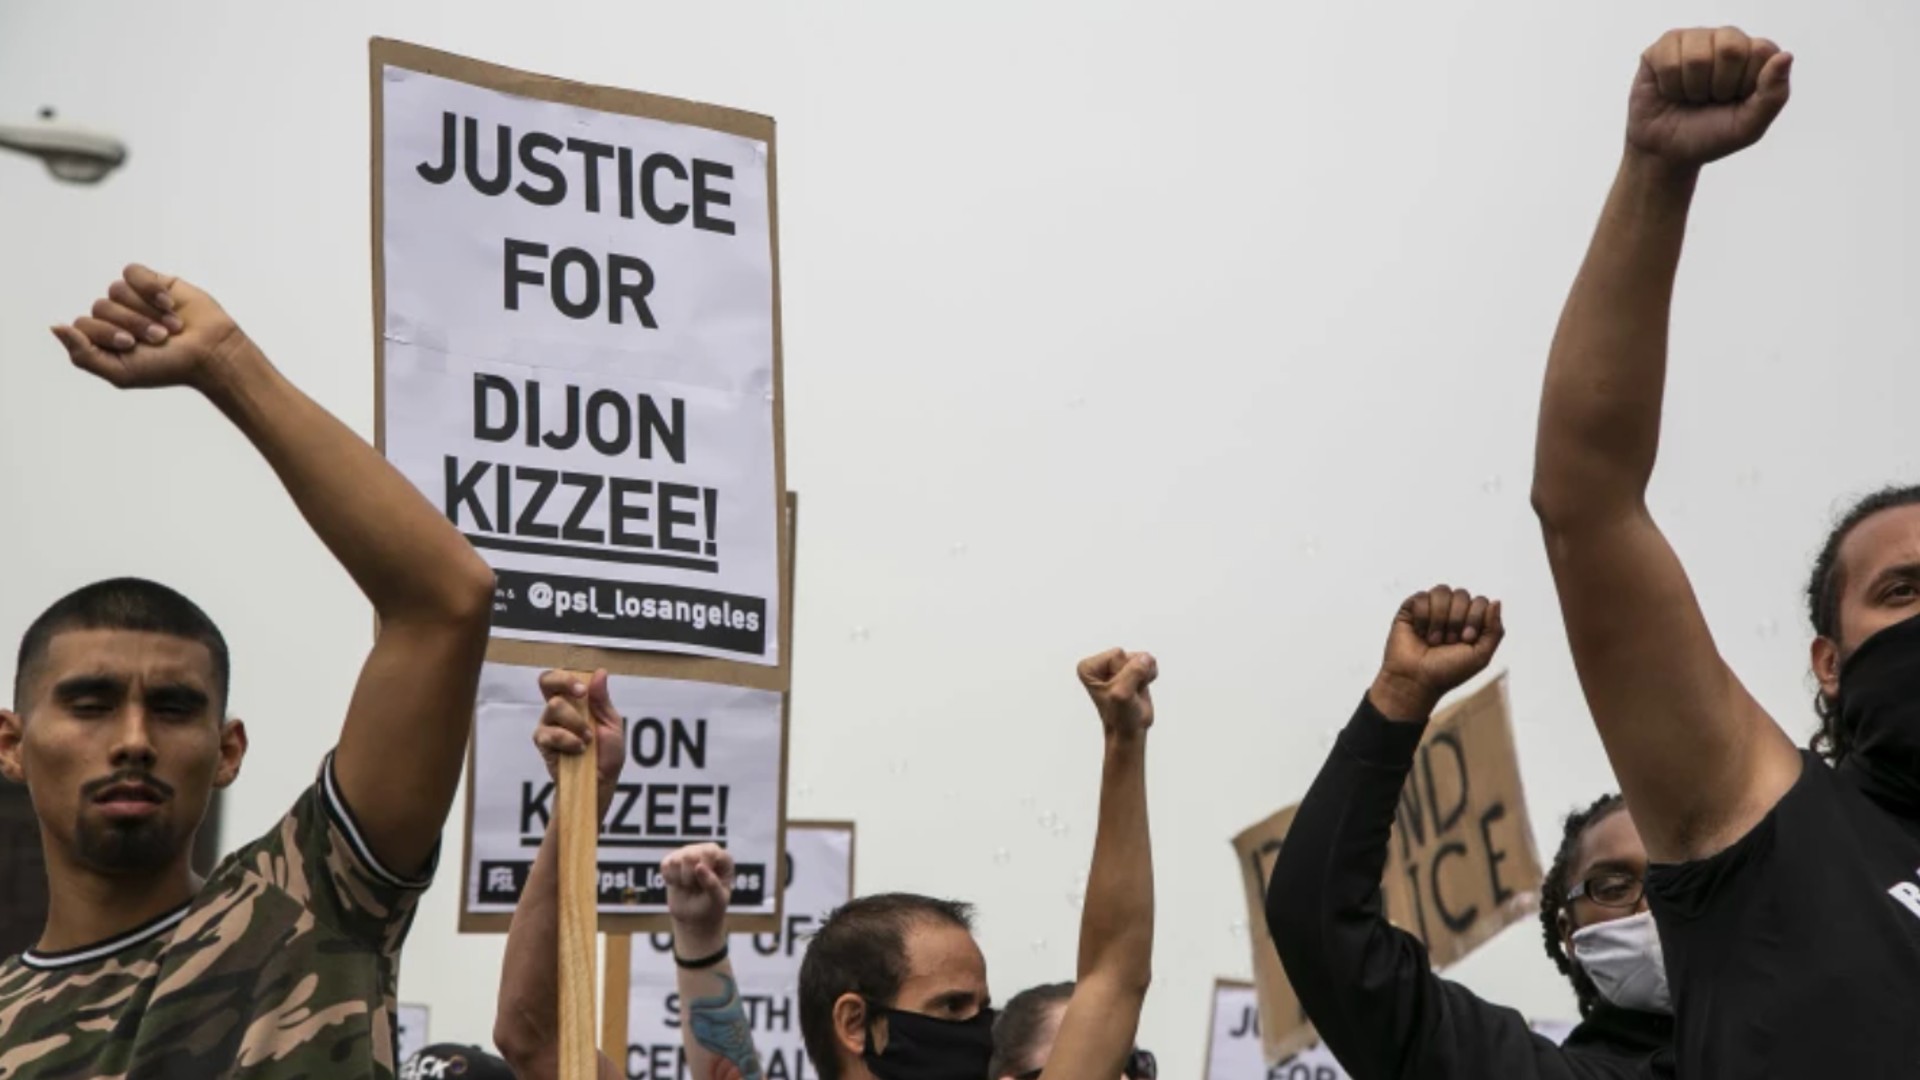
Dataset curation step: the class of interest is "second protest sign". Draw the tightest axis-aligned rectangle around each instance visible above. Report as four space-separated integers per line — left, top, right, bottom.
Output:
461 663 787 932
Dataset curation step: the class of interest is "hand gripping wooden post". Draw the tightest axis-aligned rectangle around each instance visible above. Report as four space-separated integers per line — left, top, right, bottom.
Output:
557 751 599 1080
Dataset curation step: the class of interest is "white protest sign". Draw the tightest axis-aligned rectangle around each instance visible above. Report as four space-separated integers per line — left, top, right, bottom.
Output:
463 662 785 925
1206 981 1348 1080
1203 980 1576 1080
396 1003 430 1065
625 823 853 1080
375 42 784 665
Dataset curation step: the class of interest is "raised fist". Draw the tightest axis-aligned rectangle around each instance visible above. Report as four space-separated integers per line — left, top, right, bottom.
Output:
51 264 250 391
532 669 624 816
663 843 735 949
1627 27 1792 167
1077 648 1157 736
1371 585 1504 721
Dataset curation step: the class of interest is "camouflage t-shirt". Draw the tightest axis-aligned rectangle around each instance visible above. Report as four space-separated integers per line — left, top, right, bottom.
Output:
0 754 434 1079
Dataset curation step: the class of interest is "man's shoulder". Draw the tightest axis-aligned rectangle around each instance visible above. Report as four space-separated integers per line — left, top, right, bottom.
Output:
0 950 28 994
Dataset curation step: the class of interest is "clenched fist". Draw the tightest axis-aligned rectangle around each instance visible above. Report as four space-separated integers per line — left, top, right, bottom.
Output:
1078 648 1157 737
1628 27 1792 167
1370 585 1504 722
532 669 625 817
51 264 253 392
663 843 735 956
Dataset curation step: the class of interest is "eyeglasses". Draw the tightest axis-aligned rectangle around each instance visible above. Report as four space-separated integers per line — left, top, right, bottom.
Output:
1014 1048 1157 1080
1565 869 1645 909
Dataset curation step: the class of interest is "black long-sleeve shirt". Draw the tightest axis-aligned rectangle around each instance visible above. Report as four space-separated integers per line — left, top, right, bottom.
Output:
1265 697 1675 1080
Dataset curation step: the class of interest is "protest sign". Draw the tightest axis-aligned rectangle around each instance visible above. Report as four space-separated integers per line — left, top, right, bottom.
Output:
371 39 787 672
1205 981 1346 1080
1231 805 1317 1063
396 1004 430 1066
1378 675 1542 968
460 664 787 933
623 822 854 1080
1231 675 1542 1064
1203 980 1575 1080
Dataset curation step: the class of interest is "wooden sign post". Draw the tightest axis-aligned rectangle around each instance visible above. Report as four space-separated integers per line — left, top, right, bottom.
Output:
557 754 599 1080
602 934 633 1064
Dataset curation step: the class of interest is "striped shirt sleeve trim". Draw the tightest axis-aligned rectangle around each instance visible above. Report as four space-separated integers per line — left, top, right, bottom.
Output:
319 751 436 890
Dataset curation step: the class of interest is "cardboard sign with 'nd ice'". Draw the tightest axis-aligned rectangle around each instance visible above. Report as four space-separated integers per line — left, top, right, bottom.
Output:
372 40 786 667
1231 675 1543 1064
625 822 853 1080
1203 980 1573 1080
460 662 786 931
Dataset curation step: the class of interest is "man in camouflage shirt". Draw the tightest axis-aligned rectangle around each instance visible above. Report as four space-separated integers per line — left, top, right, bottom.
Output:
0 264 496 1078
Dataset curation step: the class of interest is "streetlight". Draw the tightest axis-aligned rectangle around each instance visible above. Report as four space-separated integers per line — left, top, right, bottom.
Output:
0 108 126 184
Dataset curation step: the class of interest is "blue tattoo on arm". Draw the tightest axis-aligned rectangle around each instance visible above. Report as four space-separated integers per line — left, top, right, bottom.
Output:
689 973 764 1080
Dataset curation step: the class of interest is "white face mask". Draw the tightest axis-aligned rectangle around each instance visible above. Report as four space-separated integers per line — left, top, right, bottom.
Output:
1569 910 1671 1015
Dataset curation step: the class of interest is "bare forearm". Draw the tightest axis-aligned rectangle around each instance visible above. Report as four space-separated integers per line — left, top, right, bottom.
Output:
1076 730 1151 994
1533 150 1699 522
497 829 563 1072
676 954 763 1080
199 340 492 621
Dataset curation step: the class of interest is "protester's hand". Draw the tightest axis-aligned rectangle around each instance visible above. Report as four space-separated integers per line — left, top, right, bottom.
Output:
664 843 735 956
51 264 253 392
1371 585 1504 721
1077 648 1157 737
533 669 624 816
1627 27 1792 168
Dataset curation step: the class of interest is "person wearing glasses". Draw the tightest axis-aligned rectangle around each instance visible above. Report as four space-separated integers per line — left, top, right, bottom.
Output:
1266 587 1675 1078
988 981 1156 1080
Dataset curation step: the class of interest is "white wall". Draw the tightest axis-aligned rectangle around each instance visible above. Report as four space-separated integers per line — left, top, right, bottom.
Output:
4 0 1917 1072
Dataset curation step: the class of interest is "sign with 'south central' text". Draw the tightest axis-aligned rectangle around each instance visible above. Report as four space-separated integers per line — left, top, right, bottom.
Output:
373 39 786 667
623 823 853 1080
460 662 785 931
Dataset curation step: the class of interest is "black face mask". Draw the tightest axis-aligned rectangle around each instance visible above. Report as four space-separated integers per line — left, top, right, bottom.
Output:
862 1004 996 1080
1835 611 1920 815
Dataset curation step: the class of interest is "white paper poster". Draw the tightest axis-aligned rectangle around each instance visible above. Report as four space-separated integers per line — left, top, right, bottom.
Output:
378 58 782 664
626 823 853 1080
464 663 785 918
1206 981 1348 1080
395 1003 429 1064
1203 981 1575 1079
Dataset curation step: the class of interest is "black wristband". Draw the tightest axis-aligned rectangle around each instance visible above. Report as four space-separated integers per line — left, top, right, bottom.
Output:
674 943 729 970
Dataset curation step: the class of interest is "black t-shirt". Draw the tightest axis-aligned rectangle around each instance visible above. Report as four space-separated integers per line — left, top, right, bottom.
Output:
1647 750 1920 1076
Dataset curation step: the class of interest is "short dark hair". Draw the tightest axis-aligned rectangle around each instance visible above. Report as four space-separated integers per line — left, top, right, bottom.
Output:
1538 792 1628 1019
797 892 975 1080
1805 484 1920 762
14 578 230 714
989 981 1073 1079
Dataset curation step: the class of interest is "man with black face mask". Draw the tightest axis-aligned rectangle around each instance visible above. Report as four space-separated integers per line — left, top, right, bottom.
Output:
797 647 1158 1080
1533 26 1920 1077
1268 586 1674 1078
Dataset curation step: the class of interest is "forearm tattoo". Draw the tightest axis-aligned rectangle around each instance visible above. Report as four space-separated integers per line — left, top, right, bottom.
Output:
689 974 764 1080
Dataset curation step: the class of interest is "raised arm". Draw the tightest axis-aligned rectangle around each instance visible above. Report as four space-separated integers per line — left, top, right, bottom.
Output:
660 844 765 1080
1529 28 1800 862
1269 589 1583 1080
1039 649 1156 1080
54 264 495 877
496 670 624 1080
